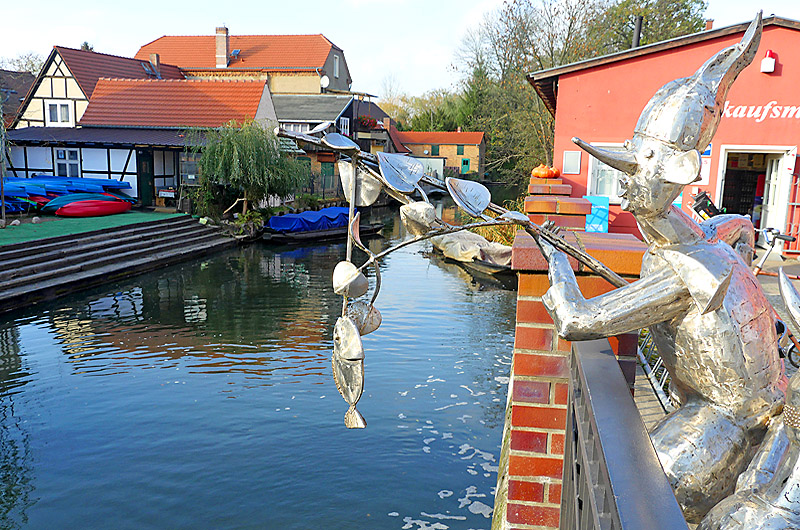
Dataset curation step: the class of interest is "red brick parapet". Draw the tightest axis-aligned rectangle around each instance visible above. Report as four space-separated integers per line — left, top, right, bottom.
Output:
491 209 647 528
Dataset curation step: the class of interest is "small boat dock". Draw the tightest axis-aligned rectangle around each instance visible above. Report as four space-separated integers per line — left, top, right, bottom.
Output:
0 212 235 314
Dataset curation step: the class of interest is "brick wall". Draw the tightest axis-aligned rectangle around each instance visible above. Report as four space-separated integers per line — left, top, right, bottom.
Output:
492 176 647 530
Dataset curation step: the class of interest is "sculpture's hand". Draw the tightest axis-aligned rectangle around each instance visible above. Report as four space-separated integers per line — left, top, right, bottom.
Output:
538 234 561 263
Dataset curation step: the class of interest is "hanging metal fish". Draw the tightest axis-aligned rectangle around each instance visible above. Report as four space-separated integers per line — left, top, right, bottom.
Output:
332 316 367 428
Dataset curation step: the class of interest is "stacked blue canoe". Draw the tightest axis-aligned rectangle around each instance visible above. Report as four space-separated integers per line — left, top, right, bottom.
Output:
1 175 134 213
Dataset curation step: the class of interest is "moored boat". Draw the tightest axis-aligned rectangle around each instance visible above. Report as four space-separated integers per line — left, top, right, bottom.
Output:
262 206 383 244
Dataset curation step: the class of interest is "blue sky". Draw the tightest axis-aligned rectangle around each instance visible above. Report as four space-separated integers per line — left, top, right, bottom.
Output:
1 0 796 99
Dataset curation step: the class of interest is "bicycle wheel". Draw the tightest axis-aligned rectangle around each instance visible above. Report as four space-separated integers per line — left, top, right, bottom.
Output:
788 343 800 369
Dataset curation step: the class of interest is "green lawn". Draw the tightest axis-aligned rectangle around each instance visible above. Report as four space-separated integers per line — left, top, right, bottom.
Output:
0 211 187 246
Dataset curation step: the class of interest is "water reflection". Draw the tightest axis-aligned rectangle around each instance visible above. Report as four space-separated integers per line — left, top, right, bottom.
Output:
0 206 517 529
0 327 34 530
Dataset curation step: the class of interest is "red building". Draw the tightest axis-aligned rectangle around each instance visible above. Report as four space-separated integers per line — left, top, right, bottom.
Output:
529 16 800 254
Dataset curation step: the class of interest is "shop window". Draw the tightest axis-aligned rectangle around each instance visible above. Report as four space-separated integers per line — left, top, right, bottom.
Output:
461 158 470 174
45 100 73 127
55 148 80 177
588 144 625 203
431 145 439 156
457 145 464 155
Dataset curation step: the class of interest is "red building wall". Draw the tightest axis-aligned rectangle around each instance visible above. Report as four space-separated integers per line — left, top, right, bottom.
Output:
552 23 800 236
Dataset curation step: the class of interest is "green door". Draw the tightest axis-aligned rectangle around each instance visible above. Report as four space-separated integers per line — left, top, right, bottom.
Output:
461 158 470 174
321 162 335 197
137 149 155 207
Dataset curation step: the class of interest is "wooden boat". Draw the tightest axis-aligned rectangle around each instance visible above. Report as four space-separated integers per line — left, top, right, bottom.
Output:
55 200 132 217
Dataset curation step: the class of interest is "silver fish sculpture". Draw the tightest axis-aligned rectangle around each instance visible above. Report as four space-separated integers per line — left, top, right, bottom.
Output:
332 315 367 428
333 316 364 360
331 353 366 429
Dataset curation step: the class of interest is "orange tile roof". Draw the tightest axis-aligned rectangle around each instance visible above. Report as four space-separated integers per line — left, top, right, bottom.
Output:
55 46 184 97
78 79 266 128
393 131 485 146
134 34 337 70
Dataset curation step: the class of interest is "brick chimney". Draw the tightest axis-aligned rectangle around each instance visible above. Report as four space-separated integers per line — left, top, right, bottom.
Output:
705 19 714 30
216 26 229 69
149 53 161 77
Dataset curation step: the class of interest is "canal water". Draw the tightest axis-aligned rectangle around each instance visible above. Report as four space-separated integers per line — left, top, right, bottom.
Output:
0 210 517 530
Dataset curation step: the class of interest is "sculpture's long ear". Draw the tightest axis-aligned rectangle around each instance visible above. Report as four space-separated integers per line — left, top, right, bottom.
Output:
663 149 701 185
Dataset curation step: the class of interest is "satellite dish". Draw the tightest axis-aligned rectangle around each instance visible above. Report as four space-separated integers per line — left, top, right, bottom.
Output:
320 75 330 89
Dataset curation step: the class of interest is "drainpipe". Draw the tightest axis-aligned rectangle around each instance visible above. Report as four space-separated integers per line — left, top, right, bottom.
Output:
632 16 643 48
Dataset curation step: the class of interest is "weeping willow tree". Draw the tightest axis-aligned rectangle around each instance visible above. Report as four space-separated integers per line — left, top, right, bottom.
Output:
190 120 305 217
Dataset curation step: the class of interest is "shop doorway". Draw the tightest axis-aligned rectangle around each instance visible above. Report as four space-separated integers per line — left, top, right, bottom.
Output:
718 147 796 249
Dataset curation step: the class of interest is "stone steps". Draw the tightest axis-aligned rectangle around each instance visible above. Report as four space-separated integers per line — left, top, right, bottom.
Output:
0 215 236 314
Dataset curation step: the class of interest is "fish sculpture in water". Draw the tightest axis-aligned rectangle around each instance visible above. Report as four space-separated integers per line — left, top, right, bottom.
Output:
332 316 367 428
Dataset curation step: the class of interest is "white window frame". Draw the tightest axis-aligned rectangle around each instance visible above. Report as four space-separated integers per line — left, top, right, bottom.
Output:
338 117 350 137
333 55 340 79
282 122 311 133
586 142 626 204
54 148 80 178
45 100 74 127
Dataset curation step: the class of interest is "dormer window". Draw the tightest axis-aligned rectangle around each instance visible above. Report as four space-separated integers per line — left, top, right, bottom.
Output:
333 55 340 79
45 100 73 127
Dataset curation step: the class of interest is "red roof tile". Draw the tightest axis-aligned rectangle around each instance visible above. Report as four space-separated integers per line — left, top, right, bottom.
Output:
55 46 184 97
78 79 266 128
393 131 485 146
135 34 336 70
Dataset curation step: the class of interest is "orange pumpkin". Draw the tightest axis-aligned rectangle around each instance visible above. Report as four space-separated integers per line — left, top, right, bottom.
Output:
552 167 561 178
531 164 560 179
531 164 555 179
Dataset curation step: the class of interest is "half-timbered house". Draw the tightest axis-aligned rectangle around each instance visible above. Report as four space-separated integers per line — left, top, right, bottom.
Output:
7 78 274 206
12 46 184 130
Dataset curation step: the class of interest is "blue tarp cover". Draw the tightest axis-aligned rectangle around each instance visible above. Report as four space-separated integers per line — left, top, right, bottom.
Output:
268 207 351 233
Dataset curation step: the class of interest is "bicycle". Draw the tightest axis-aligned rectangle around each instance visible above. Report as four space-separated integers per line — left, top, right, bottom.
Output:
752 227 800 367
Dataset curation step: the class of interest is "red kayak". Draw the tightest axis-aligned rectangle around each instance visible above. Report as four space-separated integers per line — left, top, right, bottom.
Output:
55 200 132 217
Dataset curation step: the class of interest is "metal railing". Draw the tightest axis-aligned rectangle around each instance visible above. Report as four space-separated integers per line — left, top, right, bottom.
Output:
561 339 688 530
637 329 675 413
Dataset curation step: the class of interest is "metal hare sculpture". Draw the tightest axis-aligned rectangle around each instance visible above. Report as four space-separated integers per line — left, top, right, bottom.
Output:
536 12 790 522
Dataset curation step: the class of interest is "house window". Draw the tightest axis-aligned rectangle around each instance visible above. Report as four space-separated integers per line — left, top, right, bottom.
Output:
457 145 464 155
55 149 80 177
431 145 439 156
283 123 311 133
588 144 626 202
180 152 201 183
45 100 73 127
333 55 340 79
461 158 470 174
338 117 350 137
